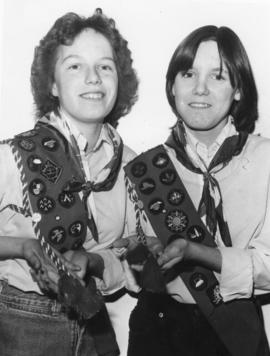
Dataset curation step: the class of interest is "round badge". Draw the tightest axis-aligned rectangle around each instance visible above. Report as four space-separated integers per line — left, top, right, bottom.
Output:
29 179 46 196
16 129 37 138
159 170 176 185
58 191 76 208
165 209 188 232
42 137 59 151
148 199 165 215
69 221 84 237
187 225 205 243
48 226 66 245
18 138 36 152
139 178 156 195
37 196 55 214
131 162 147 178
190 272 208 291
152 153 169 169
72 239 84 249
168 234 185 244
167 189 185 205
27 155 43 172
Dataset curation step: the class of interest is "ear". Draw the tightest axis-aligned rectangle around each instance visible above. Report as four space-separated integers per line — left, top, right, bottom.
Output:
172 83 175 96
234 89 241 101
51 82 58 97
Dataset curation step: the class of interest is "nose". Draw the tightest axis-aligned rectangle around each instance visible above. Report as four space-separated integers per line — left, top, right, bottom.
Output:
85 67 101 85
192 76 209 95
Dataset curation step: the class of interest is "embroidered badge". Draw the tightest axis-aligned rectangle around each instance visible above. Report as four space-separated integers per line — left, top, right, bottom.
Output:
49 226 66 245
18 138 36 151
29 179 46 196
40 159 62 183
58 191 76 208
166 209 188 232
131 162 147 177
139 178 156 194
37 196 55 213
207 283 223 306
187 225 205 243
152 153 169 168
42 137 59 151
167 189 185 205
159 169 176 185
27 155 43 171
148 199 165 214
16 129 37 138
69 221 84 237
190 272 208 291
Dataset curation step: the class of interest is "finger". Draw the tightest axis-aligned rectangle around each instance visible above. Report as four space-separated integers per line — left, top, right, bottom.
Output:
130 264 144 272
159 256 182 270
112 239 129 248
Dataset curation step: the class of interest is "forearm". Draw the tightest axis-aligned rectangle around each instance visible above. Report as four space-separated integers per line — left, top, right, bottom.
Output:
0 236 28 260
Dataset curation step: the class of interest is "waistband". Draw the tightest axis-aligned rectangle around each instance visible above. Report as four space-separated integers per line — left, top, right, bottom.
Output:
0 280 67 316
255 293 270 306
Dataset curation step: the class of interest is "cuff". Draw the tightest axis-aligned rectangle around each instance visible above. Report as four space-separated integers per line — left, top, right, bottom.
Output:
218 247 253 302
93 250 126 295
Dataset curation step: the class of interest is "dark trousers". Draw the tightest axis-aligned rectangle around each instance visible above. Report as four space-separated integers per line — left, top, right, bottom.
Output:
128 291 231 356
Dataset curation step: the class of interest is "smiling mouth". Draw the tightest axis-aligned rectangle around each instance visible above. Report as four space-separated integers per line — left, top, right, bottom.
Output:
189 103 211 109
80 92 104 100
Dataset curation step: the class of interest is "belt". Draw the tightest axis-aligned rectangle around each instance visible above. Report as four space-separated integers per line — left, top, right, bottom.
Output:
255 293 270 306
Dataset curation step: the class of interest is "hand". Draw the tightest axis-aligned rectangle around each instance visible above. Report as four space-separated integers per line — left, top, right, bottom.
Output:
157 238 189 270
23 239 81 293
113 235 163 258
63 250 104 280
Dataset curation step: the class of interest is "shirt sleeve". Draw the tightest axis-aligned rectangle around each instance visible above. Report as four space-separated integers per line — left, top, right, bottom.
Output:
218 139 270 302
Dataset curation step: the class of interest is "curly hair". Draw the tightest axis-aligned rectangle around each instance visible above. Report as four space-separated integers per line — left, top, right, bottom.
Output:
31 9 138 127
166 25 258 133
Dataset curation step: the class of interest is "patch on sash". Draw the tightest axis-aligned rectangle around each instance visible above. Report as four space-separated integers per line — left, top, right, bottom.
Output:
42 137 59 151
167 189 185 205
131 162 147 177
58 191 76 208
190 272 208 291
165 209 188 232
18 138 36 151
139 178 156 194
69 221 84 237
152 152 169 168
40 159 62 183
49 226 66 245
29 179 46 196
37 196 55 213
149 199 165 214
187 225 205 243
207 283 223 306
159 169 176 185
27 155 43 171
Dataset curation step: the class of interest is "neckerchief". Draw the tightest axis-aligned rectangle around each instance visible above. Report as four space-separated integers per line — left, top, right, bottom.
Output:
165 120 248 246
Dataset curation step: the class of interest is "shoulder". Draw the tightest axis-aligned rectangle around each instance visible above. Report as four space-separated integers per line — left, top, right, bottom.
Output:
122 144 137 165
244 134 270 157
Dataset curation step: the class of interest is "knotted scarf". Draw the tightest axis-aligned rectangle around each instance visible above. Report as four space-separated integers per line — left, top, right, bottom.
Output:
165 120 248 246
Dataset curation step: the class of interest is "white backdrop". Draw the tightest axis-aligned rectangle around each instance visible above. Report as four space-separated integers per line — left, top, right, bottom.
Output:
1 0 270 154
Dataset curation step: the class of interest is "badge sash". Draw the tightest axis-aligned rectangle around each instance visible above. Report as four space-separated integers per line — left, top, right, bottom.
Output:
124 144 269 356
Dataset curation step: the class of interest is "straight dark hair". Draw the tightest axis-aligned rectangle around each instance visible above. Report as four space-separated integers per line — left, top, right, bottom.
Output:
166 25 258 133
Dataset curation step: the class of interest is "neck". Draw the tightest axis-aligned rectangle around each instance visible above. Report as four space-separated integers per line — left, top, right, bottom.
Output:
60 109 103 150
185 119 229 148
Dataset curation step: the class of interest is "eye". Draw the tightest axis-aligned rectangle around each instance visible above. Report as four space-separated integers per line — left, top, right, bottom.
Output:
212 73 225 80
181 70 195 78
98 64 114 72
68 63 81 71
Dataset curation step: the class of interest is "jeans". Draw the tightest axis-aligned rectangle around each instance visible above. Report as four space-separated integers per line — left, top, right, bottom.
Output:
0 280 99 356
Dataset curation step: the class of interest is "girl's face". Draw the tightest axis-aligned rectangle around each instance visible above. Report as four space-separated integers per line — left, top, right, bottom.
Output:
172 40 240 144
52 28 118 126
